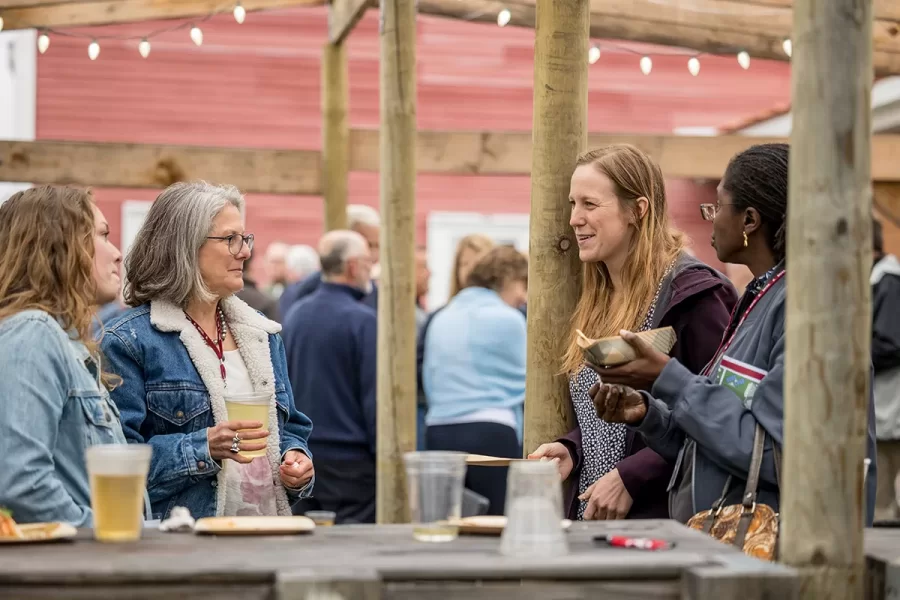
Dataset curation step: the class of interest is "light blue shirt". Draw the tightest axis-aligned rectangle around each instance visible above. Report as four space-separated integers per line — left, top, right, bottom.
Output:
0 310 127 527
422 287 526 441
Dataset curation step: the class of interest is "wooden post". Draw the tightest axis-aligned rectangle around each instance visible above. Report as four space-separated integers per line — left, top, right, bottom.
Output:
522 0 588 454
376 0 417 523
321 41 349 232
781 0 873 597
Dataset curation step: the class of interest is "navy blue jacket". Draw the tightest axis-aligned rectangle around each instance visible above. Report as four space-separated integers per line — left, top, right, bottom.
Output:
280 271 378 322
282 282 377 461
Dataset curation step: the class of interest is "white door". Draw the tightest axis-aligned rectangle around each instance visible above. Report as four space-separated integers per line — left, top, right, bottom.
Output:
425 211 530 310
0 30 36 204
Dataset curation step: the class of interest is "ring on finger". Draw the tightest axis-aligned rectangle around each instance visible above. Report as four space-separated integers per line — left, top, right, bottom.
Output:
229 436 241 454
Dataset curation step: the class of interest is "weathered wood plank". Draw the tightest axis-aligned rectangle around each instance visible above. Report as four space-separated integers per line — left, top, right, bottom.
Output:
781 0 873 599
414 0 900 76
385 580 680 599
0 140 322 195
725 0 900 22
1 0 325 30
683 564 799 599
0 584 272 600
278 568 381 600
347 130 900 181
521 0 586 453
322 41 350 230
329 0 372 44
375 0 418 524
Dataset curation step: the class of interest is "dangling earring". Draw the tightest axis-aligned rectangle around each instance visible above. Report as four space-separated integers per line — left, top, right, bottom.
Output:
743 231 749 248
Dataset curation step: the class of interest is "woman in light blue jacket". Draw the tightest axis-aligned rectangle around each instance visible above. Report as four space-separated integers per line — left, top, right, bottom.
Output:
423 245 528 514
0 186 126 526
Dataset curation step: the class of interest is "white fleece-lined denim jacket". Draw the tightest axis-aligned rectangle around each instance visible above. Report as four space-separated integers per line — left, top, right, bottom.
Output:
101 296 313 522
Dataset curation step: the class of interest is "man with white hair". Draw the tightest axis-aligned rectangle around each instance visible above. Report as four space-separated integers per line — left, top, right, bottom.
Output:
279 205 380 317
282 229 378 523
264 241 290 298
286 244 320 282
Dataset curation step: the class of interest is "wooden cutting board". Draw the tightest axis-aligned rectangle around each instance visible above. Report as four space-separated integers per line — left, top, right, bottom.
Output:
465 454 529 467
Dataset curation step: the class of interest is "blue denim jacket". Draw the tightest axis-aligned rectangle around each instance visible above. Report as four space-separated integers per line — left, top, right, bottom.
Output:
101 297 313 521
0 310 127 526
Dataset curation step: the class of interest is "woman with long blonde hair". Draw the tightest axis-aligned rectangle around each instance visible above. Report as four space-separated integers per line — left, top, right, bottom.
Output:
0 186 125 526
529 144 737 520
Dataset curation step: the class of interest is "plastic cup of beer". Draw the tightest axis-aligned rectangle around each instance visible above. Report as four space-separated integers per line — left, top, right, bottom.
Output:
224 392 270 458
403 451 467 543
305 510 336 526
86 444 152 542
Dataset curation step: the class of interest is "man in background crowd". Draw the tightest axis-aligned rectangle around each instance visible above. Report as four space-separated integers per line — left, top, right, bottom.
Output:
283 230 378 523
236 252 280 322
264 242 290 298
872 217 900 520
279 205 381 317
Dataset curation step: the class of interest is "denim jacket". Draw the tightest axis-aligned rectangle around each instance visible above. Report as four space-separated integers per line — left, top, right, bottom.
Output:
0 310 127 526
102 296 314 521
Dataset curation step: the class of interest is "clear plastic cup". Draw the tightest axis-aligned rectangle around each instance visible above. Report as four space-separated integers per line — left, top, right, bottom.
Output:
305 510 337 526
224 392 270 458
86 444 152 542
403 451 467 542
499 459 569 556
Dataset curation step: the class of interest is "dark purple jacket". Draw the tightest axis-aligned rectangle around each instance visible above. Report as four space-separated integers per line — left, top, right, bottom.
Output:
558 254 738 520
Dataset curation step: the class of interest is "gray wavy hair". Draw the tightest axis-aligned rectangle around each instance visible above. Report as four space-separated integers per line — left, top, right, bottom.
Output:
124 181 245 307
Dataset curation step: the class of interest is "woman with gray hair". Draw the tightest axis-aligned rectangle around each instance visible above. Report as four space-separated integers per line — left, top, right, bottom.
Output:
102 181 315 521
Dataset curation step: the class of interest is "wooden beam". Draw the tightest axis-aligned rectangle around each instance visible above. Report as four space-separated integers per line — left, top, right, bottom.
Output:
375 0 417 524
321 41 349 230
0 1 91 7
6 131 900 192
522 0 586 455
347 129 900 181
0 140 322 194
328 0 371 44
1 0 325 30
725 0 900 22
414 0 900 76
782 0 872 598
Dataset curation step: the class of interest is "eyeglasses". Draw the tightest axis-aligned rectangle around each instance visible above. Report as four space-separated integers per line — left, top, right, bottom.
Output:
207 233 254 256
699 204 735 222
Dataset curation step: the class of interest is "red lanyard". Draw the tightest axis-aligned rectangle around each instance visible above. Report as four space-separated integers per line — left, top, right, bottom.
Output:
701 269 785 377
184 307 227 386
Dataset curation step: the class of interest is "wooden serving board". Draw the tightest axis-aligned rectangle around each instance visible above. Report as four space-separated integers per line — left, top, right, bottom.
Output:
0 522 77 545
465 454 529 467
193 516 315 536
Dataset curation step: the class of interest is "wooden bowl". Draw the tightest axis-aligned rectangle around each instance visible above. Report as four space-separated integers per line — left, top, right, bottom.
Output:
576 326 677 367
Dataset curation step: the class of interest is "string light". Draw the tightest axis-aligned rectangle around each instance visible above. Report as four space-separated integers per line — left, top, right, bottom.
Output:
588 45 601 65
737 51 751 70
497 8 511 27
782 38 792 58
688 56 700 76
233 2 246 24
139 38 151 58
88 39 100 61
37 32 50 54
0 16 4 33
640 56 652 75
190 25 203 46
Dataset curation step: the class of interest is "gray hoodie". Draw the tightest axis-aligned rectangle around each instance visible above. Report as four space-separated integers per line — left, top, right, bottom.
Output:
631 270 878 525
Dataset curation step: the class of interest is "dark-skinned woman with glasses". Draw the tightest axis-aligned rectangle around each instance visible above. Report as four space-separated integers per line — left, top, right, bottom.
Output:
102 182 315 520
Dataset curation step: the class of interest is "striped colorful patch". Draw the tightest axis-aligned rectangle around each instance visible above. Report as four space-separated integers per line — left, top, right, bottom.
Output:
713 356 768 409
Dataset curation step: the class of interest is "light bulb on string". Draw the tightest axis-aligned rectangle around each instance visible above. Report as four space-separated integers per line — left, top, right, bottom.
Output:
234 2 246 24
88 39 100 61
37 32 50 54
640 56 652 75
737 51 750 70
0 16 5 33
190 25 203 46
139 38 151 58
688 57 700 76
782 38 792 57
588 45 601 65
497 8 511 27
